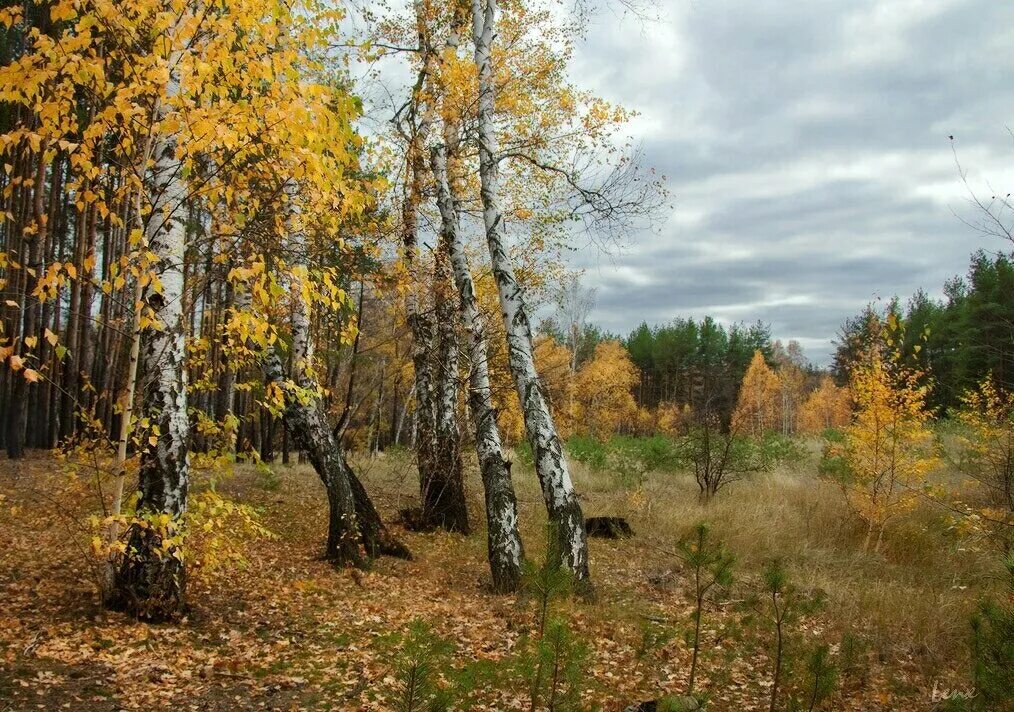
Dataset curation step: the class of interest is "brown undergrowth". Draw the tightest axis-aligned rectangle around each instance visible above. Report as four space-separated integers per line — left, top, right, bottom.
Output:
0 448 998 710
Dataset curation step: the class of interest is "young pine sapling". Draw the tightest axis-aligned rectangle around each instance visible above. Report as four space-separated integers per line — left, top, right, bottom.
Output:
798 644 838 712
761 559 827 712
516 527 590 711
676 523 735 693
388 619 455 712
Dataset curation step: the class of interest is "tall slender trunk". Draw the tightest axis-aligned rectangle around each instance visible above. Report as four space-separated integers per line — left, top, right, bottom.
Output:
432 142 522 591
333 280 364 441
403 144 441 526
110 42 190 621
425 221 470 532
103 276 144 601
420 12 471 533
59 195 87 441
7 143 47 458
215 274 238 449
471 0 589 582
394 382 415 446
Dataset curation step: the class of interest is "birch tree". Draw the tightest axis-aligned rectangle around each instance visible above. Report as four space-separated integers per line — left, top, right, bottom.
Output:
399 0 471 533
109 9 191 619
432 139 524 590
471 0 590 583
267 182 362 566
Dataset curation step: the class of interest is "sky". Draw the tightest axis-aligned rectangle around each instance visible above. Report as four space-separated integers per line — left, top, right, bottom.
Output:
564 0 1014 365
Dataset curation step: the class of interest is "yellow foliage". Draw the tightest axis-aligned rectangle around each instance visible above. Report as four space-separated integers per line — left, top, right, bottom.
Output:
573 340 639 440
953 375 1014 546
776 364 808 435
656 402 692 437
826 324 936 551
732 350 781 435
798 376 851 433
534 333 576 437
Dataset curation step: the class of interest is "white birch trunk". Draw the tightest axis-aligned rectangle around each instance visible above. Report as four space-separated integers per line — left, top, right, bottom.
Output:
428 174 469 533
138 77 190 520
111 41 191 619
402 131 441 524
432 142 523 591
102 277 143 601
471 0 590 582
253 182 409 562
262 181 363 566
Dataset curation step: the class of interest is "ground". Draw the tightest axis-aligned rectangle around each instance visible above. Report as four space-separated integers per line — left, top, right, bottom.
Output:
0 446 999 711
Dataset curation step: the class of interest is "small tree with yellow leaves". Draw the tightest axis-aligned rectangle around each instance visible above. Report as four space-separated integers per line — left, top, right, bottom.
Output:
822 315 937 552
657 402 692 437
798 376 852 433
573 340 640 440
953 375 1014 551
732 350 782 436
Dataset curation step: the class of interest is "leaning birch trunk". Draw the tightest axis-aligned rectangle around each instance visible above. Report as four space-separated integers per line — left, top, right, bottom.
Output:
266 181 362 566
253 183 410 562
254 298 410 561
471 0 590 583
432 142 523 591
110 46 191 620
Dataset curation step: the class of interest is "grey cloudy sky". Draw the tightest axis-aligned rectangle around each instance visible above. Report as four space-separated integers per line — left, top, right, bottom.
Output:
566 0 1014 364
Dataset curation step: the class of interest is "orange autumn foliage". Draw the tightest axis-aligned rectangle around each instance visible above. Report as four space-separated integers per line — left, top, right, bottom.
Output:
573 340 639 440
798 376 851 433
825 317 937 551
732 350 781 435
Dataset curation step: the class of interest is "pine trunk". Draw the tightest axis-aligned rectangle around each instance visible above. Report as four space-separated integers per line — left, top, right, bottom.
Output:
7 145 47 458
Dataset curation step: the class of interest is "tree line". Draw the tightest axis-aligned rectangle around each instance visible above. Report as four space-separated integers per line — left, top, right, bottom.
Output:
833 249 1013 411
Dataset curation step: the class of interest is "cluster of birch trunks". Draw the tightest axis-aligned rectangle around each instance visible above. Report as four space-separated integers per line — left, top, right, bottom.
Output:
0 0 592 620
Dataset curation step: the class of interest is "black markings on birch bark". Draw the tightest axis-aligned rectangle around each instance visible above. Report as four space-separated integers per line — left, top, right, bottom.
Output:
470 0 590 584
110 42 191 620
431 141 522 589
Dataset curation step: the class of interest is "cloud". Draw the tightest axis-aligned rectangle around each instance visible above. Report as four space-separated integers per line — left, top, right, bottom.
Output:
567 0 1014 364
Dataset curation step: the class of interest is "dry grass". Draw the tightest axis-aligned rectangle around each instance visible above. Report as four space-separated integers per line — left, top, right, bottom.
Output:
0 443 1003 710
361 441 1000 676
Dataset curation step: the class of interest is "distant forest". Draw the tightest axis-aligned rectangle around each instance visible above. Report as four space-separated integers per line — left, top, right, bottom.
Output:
538 249 1013 425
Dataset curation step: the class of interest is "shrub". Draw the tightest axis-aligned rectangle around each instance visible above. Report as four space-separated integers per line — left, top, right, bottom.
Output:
611 434 682 473
758 432 806 468
823 321 937 552
674 425 767 502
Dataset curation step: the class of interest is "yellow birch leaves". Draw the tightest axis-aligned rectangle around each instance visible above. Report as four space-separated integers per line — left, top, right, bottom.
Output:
824 315 937 550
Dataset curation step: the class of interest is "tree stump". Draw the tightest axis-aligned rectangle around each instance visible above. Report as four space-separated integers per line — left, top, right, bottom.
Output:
585 516 634 539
